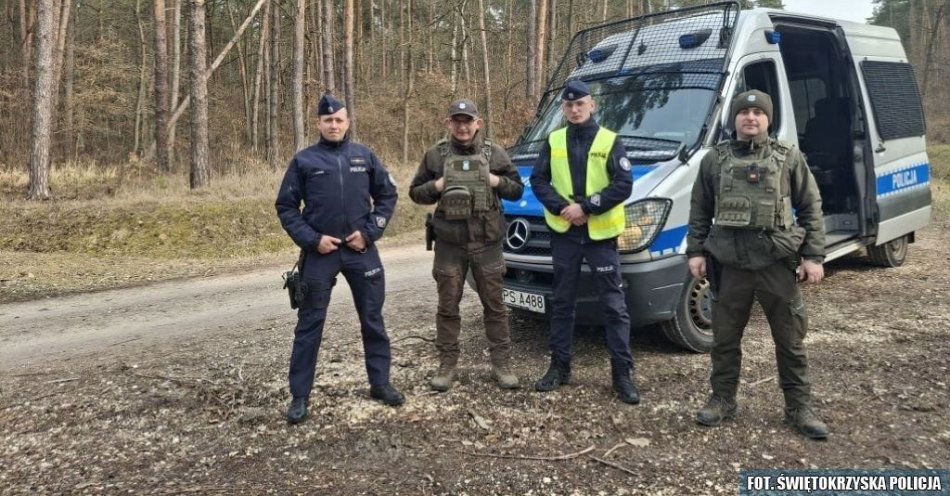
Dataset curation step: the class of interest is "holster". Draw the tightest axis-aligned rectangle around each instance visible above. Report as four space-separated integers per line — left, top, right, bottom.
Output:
425 212 436 251
282 250 307 309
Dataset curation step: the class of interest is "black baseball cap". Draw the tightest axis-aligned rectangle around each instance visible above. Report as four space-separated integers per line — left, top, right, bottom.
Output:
448 98 479 118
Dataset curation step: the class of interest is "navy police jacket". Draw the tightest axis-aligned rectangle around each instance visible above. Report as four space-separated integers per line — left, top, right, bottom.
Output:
276 135 398 250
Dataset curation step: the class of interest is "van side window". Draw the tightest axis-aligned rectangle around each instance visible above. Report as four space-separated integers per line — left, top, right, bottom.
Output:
728 60 782 136
860 61 926 140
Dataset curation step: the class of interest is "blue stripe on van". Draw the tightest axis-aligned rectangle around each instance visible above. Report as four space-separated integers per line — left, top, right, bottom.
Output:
502 165 658 216
876 163 930 198
649 224 688 256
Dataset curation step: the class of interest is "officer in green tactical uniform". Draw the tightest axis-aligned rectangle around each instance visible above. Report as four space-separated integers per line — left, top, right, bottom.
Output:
409 99 524 391
687 90 829 439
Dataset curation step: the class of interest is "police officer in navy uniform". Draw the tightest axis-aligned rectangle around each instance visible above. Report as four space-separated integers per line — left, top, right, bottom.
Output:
276 94 404 424
529 80 640 404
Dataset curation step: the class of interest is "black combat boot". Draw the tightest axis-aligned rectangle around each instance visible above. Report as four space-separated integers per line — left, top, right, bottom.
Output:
286 396 308 425
695 394 737 426
785 404 829 440
610 359 641 405
535 357 571 392
370 383 406 406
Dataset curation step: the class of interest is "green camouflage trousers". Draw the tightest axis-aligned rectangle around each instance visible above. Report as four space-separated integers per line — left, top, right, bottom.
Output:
708 258 811 408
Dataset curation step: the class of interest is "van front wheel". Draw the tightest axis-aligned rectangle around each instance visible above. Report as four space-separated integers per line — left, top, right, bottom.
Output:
867 234 909 267
659 276 714 353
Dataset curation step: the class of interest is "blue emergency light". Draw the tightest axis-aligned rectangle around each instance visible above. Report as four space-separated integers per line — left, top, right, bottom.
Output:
765 30 781 44
679 29 712 49
588 49 608 63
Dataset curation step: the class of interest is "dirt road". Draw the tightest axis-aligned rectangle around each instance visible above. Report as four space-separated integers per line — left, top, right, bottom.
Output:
1 227 948 495
0 245 432 372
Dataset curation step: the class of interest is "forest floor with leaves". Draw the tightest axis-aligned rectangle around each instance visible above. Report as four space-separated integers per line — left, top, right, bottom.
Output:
1 150 948 494
1 223 948 494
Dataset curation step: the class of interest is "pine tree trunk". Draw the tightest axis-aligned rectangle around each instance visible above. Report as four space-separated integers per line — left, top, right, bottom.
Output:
19 0 36 89
460 0 471 86
293 0 307 151
526 0 536 99
154 0 171 172
169 0 183 164
398 0 405 90
546 0 556 77
504 0 513 99
401 0 413 162
134 0 147 156
267 0 281 168
567 0 573 38
188 0 211 188
227 2 253 147
344 0 357 135
427 1 434 73
451 10 459 95
477 0 493 139
321 0 336 93
252 0 270 153
379 0 389 81
536 0 548 95
27 0 56 200
63 0 77 159
49 0 71 126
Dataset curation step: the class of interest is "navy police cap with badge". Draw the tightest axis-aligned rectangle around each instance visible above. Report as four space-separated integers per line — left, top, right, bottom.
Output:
562 80 591 101
317 94 346 116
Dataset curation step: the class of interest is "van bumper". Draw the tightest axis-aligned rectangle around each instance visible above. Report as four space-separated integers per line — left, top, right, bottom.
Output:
501 254 689 327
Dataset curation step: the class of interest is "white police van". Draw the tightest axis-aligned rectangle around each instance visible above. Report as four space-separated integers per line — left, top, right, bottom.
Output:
500 2 932 352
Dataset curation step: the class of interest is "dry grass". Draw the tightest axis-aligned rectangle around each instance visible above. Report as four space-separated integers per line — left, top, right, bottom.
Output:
0 158 429 260
929 143 950 219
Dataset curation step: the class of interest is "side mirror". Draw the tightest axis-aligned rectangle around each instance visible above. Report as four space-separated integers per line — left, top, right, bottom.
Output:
676 142 688 164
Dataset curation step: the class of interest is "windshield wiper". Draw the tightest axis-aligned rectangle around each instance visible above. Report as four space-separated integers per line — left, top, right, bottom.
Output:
617 134 683 147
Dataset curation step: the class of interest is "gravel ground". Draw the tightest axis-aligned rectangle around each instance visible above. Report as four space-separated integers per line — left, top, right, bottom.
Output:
1 222 948 495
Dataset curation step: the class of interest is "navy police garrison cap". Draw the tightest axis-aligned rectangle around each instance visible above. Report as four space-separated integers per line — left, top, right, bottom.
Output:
316 94 346 116
561 80 591 101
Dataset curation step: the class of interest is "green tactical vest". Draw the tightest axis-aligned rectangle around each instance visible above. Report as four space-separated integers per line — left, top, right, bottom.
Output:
544 127 626 240
436 139 495 221
714 139 795 231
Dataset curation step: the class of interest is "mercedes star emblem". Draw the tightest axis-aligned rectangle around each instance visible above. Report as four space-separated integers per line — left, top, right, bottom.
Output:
505 218 531 251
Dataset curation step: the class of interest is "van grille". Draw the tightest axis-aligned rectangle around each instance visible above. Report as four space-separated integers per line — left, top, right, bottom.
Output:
503 216 552 258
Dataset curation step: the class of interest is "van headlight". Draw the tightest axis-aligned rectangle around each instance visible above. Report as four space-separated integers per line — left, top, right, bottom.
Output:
617 198 672 253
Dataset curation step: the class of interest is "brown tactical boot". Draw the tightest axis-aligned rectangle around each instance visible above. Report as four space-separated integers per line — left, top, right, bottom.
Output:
490 362 520 389
785 404 829 440
429 363 458 392
695 394 737 426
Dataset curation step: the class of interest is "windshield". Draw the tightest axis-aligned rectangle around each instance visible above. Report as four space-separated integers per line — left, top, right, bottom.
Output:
522 73 717 154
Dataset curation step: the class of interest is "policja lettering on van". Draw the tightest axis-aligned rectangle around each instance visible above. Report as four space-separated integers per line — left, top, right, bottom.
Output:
893 169 918 189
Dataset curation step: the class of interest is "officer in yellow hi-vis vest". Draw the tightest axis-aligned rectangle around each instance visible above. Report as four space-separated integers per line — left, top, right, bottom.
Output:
529 80 639 404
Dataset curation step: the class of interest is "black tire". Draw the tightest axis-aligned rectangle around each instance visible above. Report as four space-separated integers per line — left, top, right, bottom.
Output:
659 276 714 353
867 234 909 267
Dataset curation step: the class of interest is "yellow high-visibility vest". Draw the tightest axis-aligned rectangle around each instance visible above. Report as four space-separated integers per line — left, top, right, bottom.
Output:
543 127 626 240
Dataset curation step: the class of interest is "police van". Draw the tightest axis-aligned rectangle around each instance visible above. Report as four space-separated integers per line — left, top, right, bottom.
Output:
500 2 932 352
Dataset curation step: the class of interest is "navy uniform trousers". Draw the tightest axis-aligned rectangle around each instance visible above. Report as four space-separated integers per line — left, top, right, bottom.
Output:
288 244 391 398
549 235 633 366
